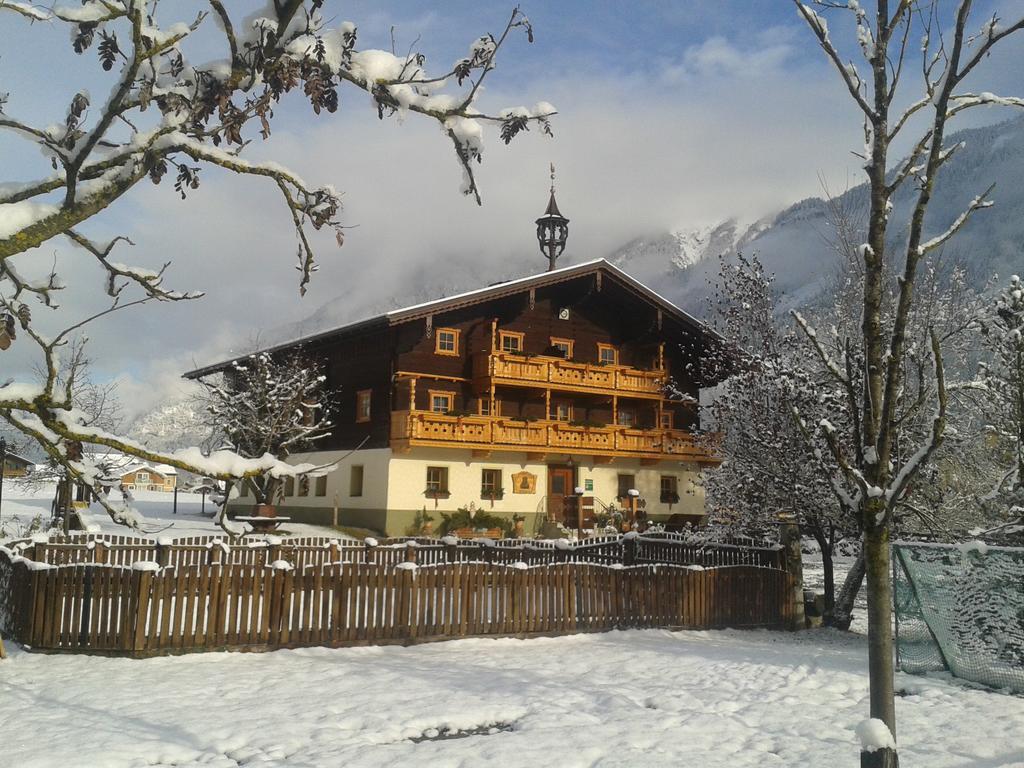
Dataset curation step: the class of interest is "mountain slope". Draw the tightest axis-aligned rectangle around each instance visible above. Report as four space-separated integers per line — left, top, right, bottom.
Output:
612 115 1024 315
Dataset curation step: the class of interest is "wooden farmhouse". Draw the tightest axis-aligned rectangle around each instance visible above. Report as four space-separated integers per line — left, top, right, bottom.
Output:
1 451 33 478
119 463 177 493
186 257 727 537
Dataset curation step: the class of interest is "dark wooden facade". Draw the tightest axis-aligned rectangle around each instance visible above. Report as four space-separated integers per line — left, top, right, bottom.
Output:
186 261 722 465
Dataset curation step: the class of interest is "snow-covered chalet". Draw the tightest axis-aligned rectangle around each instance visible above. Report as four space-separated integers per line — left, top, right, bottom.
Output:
185 188 728 536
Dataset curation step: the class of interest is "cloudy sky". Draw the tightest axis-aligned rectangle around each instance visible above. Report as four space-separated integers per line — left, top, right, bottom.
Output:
2 0 1022 419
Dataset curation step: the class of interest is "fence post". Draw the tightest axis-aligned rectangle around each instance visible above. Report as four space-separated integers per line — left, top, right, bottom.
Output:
94 540 108 565
132 566 154 655
364 538 377 565
778 513 804 631
329 540 340 564
405 541 419 565
623 533 637 566
445 537 458 564
156 542 169 567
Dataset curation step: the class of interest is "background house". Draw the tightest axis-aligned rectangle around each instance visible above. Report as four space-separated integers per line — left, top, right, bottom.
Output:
1 451 33 478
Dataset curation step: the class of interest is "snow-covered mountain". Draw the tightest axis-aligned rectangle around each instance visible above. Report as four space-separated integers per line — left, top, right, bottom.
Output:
267 116 1023 344
610 115 1024 316
126 401 210 453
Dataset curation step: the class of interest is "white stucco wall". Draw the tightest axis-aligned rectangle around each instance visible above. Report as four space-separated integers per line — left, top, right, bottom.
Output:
386 448 548 516
278 448 392 509
263 447 706 521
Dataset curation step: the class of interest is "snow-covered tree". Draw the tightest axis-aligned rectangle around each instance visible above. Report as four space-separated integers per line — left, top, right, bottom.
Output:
197 350 334 510
792 2 1024 764
0 1 553 528
703 253 862 627
975 275 1024 511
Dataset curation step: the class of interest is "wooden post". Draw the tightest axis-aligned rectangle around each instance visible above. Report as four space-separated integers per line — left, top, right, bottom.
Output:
329 540 340 563
778 512 805 631
364 538 377 565
94 540 108 565
409 377 417 412
405 541 418 565
132 567 154 654
612 395 618 426
445 538 458 564
490 318 498 353
623 534 637 566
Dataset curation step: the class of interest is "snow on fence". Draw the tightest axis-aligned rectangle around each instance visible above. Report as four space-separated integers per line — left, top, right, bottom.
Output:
0 535 794 657
15 532 785 571
894 540 1024 693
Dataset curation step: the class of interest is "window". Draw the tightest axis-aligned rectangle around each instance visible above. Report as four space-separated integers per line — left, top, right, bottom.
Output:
479 398 499 416
426 466 449 497
435 328 460 356
617 407 636 427
499 330 524 353
550 337 574 359
298 476 310 497
349 465 364 497
356 389 372 423
283 476 295 497
481 468 503 499
660 475 680 504
598 343 618 365
430 391 454 414
136 471 149 483
617 474 636 499
315 475 327 497
552 401 573 422
660 411 674 430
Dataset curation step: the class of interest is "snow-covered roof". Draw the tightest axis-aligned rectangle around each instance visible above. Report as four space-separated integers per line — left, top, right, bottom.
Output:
184 259 717 379
2 451 33 467
122 463 178 477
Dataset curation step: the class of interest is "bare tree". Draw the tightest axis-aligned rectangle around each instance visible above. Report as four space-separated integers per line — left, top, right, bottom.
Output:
0 1 553 528
196 350 335 534
792 2 1024 764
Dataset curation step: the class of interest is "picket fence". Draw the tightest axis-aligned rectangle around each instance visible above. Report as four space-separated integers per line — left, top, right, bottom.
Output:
0 534 796 657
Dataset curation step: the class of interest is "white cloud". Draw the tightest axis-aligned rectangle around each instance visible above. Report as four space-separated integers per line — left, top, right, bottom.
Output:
662 27 797 83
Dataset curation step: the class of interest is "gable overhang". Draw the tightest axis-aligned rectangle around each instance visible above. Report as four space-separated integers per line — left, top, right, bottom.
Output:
183 259 730 383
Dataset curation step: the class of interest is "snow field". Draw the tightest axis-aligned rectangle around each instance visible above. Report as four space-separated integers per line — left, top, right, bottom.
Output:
3 628 1024 767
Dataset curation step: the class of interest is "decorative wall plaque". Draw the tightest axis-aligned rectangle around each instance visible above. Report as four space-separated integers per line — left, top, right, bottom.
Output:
512 471 537 494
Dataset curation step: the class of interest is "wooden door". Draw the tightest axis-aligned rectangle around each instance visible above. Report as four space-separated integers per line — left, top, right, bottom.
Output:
547 466 574 525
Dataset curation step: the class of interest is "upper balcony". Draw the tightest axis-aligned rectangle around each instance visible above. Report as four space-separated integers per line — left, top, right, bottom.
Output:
472 351 665 400
391 410 720 465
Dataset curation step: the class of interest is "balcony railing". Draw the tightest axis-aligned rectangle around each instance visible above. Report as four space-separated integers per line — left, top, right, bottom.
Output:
391 410 719 463
472 351 664 398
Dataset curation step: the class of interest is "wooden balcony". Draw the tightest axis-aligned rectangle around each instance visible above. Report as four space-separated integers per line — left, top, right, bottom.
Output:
390 410 720 464
472 351 664 399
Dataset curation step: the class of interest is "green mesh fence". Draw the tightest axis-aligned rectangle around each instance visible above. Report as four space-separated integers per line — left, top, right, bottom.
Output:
894 541 1024 692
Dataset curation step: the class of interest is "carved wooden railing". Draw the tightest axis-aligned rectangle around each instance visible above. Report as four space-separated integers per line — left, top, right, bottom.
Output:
472 351 664 397
391 410 719 462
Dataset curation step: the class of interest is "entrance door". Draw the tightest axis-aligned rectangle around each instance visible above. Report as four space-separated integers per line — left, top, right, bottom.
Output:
547 465 574 525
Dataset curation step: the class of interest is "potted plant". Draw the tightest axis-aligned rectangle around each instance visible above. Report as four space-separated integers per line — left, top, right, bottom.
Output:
407 507 435 537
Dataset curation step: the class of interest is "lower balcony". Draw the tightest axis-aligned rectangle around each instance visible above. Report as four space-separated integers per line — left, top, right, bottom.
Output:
390 410 720 464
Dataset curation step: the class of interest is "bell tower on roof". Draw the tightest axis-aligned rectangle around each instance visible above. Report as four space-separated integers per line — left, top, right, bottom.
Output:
535 163 569 272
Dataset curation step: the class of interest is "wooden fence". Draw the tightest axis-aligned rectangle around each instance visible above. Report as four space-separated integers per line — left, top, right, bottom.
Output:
14 532 785 571
0 534 795 657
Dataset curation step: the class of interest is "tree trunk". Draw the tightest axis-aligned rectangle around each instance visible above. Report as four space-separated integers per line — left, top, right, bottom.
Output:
861 525 898 768
827 548 865 630
810 521 837 616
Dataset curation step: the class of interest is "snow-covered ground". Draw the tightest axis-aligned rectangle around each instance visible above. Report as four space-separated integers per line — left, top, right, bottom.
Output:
0 482 343 540
3 627 1023 767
